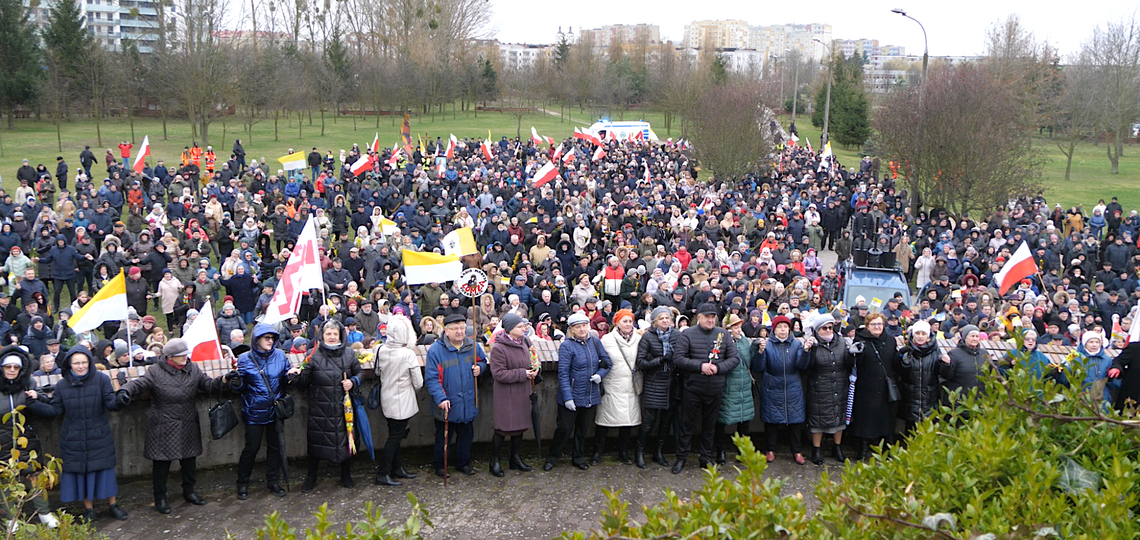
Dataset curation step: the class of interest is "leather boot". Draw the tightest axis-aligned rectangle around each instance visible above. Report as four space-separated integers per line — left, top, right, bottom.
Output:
374 474 402 486
490 434 505 477
634 443 648 469
810 446 823 465
653 448 669 467
670 458 685 474
833 443 847 463
856 440 870 461
154 495 171 515
716 449 727 465
618 447 632 465
508 437 531 472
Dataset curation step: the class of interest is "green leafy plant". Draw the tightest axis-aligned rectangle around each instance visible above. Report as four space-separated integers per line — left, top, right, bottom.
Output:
556 434 815 540
1 408 104 540
244 494 432 540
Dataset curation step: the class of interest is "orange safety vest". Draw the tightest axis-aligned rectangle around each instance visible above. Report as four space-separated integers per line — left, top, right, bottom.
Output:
181 151 191 167
204 151 217 172
190 146 203 166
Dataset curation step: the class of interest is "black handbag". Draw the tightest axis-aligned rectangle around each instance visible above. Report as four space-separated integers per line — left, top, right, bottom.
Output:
259 364 295 419
870 346 901 403
208 382 239 440
367 367 382 410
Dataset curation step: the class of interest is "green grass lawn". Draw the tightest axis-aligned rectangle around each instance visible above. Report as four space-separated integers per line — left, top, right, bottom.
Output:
0 109 1135 212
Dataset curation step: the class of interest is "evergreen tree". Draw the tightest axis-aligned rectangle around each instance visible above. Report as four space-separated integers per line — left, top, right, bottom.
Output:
42 0 93 117
0 0 44 129
812 52 872 147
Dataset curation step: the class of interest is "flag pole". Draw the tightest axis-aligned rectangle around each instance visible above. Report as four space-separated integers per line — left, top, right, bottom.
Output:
472 294 479 409
124 318 133 368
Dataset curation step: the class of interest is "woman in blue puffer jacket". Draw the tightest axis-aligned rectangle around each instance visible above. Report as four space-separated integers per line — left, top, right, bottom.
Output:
753 315 811 465
233 323 292 499
544 312 610 471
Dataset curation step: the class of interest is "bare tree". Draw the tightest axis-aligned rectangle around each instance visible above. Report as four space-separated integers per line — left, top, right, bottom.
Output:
686 81 779 184
1084 15 1140 174
877 63 1043 217
1052 52 1100 180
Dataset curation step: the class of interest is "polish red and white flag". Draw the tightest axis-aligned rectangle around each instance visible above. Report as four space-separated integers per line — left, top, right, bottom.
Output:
133 136 150 173
185 306 222 363
591 146 606 162
994 241 1038 296
532 161 559 188
445 133 457 160
263 217 324 325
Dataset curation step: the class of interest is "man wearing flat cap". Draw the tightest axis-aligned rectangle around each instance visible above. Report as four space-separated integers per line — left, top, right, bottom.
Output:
672 303 739 473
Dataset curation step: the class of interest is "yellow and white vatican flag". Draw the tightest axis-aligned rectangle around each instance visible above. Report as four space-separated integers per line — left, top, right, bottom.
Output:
69 270 128 333
403 250 462 285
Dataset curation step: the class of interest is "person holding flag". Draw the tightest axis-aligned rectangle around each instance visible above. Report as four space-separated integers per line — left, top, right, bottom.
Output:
119 338 238 514
425 314 488 479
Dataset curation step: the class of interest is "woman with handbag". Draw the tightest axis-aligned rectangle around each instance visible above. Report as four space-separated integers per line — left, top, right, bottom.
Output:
295 319 363 492
595 309 642 465
634 307 678 469
235 323 292 500
488 313 539 476
754 315 812 464
847 313 902 461
804 314 853 465
372 312 423 487
714 314 755 465
120 338 236 514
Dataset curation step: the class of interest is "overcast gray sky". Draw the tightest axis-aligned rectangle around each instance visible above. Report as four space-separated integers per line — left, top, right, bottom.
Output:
490 0 1135 58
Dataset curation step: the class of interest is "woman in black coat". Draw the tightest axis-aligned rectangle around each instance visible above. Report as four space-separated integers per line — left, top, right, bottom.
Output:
634 306 677 469
847 313 902 460
804 315 853 464
220 265 259 324
897 320 942 432
0 345 59 527
48 345 129 523
294 319 363 491
121 338 233 514
1110 341 1140 411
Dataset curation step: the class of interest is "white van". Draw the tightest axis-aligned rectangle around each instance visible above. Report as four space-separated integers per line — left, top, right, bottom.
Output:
586 120 658 142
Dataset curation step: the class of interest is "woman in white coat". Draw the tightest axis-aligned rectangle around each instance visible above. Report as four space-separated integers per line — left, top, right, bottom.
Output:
594 309 642 465
914 247 936 290
372 314 423 487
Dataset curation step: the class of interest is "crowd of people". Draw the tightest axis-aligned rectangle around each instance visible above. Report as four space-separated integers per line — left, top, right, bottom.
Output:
4 123 1140 530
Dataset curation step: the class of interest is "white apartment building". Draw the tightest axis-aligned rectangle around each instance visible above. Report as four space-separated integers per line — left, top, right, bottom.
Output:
24 0 173 53
579 24 661 48
685 20 832 63
498 43 552 71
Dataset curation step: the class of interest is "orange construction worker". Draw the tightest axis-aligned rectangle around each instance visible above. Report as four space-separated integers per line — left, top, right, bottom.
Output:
189 142 203 167
181 146 192 167
204 146 217 174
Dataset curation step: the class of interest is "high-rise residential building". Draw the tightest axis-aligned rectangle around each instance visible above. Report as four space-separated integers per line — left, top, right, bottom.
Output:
835 39 906 60
579 24 660 48
682 19 751 49
686 20 832 62
24 0 174 54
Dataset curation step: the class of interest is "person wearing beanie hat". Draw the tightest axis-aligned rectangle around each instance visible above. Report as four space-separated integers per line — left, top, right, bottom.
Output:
940 323 986 411
803 312 852 464
0 344 60 527
636 304 678 469
121 336 235 514
544 306 611 472
896 318 943 438
595 306 642 465
487 308 540 477
755 306 812 465
295 318 363 492
671 299 740 473
1080 330 1118 407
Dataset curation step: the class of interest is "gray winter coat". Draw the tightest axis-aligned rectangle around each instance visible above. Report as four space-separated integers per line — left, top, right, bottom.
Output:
122 359 226 461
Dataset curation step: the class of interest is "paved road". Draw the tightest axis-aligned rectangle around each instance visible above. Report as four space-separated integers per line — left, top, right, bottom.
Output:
89 441 838 540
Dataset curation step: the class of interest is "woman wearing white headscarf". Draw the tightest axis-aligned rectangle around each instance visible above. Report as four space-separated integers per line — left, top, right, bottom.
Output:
372 314 423 486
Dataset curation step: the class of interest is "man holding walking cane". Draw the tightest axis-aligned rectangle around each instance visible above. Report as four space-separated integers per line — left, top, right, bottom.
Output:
425 314 488 479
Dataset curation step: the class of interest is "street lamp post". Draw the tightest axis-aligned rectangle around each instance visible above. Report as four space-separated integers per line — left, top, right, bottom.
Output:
790 51 800 125
891 9 928 84
812 38 833 147
891 8 928 212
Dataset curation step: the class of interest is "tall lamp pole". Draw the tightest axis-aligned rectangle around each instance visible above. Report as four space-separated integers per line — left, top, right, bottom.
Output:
812 38 833 147
891 8 928 211
891 9 928 84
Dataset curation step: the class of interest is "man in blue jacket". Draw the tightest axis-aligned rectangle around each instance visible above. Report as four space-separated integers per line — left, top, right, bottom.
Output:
544 311 610 471
38 235 83 313
425 314 488 478
234 323 292 499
